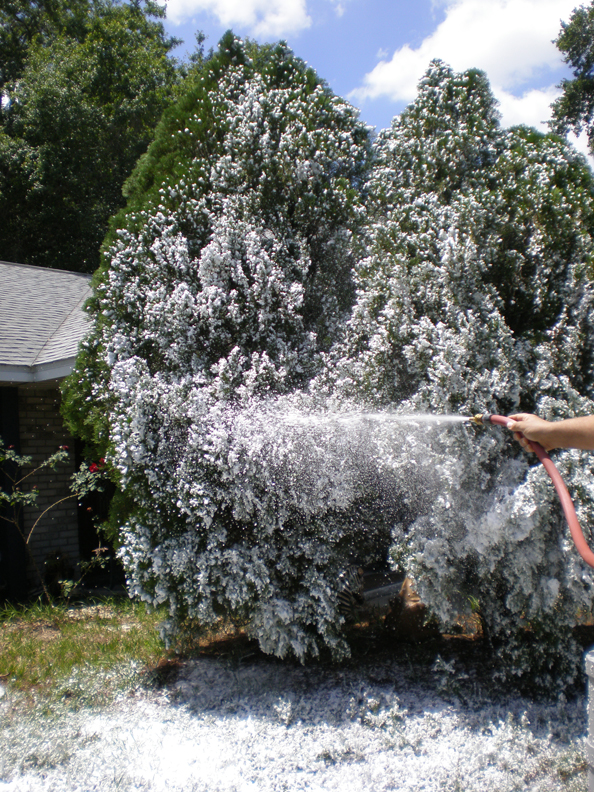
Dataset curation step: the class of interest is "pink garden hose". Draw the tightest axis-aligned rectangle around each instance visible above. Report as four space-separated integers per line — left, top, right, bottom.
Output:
473 413 594 568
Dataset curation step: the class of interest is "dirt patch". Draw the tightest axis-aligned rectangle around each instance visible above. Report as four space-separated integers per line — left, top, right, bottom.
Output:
0 621 62 645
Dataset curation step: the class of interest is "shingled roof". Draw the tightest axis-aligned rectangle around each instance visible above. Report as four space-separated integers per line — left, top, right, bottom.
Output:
0 260 92 383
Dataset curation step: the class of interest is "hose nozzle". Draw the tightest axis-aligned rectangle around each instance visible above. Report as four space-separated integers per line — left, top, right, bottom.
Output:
470 413 491 426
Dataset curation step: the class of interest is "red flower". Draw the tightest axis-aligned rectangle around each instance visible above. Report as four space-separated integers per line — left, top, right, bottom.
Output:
89 463 99 473
60 445 69 451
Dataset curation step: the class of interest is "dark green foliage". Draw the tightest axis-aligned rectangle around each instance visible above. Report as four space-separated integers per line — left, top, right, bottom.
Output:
117 29 246 216
551 1 594 155
0 0 181 272
0 0 90 89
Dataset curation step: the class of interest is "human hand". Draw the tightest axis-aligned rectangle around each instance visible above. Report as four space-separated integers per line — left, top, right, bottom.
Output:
507 413 555 452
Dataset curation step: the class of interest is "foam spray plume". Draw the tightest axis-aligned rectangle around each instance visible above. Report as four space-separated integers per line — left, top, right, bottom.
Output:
197 401 477 566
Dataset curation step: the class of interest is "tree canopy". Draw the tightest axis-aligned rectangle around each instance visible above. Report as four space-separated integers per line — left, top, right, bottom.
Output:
0 0 181 272
551 0 594 155
323 61 594 690
63 46 594 689
0 0 90 89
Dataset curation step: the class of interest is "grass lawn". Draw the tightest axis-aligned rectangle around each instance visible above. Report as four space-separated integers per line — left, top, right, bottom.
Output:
0 597 168 695
0 597 590 791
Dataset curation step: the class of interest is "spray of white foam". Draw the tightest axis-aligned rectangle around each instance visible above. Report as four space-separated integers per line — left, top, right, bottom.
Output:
279 411 471 427
211 400 474 517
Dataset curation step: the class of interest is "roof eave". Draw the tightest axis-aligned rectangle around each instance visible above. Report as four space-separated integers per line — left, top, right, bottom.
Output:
0 357 77 384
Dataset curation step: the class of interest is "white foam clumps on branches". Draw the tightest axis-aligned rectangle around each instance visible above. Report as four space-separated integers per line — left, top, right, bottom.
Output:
322 62 594 688
71 41 594 688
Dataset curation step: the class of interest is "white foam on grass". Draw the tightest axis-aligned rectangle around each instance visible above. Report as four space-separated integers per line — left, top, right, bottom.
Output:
0 655 587 791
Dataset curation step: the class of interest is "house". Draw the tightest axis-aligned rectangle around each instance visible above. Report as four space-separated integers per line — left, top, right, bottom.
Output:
0 260 93 599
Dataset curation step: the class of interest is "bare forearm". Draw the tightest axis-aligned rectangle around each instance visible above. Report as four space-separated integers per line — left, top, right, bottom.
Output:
508 414 594 451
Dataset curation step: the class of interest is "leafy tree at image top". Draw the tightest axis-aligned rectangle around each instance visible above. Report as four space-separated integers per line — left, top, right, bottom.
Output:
0 0 183 272
0 0 90 89
551 0 594 154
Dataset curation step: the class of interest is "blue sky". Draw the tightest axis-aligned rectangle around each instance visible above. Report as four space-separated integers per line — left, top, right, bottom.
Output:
161 0 585 154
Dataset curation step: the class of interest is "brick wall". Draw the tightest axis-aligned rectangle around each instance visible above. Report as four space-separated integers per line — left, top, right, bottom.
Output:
17 383 79 588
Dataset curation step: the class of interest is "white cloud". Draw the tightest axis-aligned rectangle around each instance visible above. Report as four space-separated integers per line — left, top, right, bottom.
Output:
164 0 311 37
350 0 577 129
568 130 593 163
495 85 561 132
329 0 353 18
499 89 594 164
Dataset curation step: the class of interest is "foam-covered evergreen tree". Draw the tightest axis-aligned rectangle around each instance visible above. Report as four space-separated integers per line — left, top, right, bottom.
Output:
62 33 373 658
64 45 594 687
323 61 594 690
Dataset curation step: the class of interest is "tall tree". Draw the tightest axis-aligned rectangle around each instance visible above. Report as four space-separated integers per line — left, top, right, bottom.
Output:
62 33 372 660
0 0 181 272
326 61 594 692
550 1 594 154
0 0 90 89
